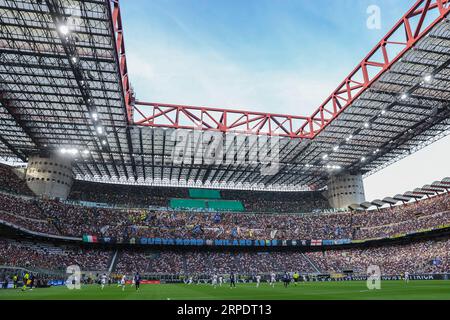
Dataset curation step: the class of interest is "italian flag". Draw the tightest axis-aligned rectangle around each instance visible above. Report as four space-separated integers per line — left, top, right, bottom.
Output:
83 235 98 243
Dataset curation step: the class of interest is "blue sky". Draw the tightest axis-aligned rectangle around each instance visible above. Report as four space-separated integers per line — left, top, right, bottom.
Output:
119 0 450 199
121 0 413 114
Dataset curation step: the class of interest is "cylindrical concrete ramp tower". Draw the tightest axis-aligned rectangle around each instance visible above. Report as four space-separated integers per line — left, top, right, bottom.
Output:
25 155 73 200
327 173 366 209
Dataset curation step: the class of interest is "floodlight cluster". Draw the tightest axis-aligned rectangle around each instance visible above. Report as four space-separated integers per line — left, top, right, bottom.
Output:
320 70 439 173
56 20 110 157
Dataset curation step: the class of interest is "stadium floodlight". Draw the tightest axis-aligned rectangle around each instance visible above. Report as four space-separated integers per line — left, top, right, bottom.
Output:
61 148 78 155
102 140 107 145
58 24 70 35
361 157 367 162
91 112 99 121
400 93 408 100
71 56 78 64
96 126 104 135
82 149 90 155
322 154 329 160
381 109 387 115
333 146 339 152
424 74 433 83
346 135 353 142
363 122 370 129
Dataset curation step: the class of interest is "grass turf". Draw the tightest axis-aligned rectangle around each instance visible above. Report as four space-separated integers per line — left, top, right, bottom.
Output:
0 281 449 300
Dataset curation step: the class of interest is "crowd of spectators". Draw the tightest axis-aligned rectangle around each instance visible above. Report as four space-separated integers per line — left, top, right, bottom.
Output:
0 164 33 196
1 165 448 278
113 238 450 276
0 194 60 234
1 238 448 276
0 239 111 271
114 251 316 275
352 194 450 239
69 180 188 207
223 190 330 213
0 191 449 241
308 238 450 275
68 180 330 213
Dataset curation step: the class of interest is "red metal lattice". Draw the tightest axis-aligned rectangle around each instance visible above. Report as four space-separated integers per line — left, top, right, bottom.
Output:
112 0 450 138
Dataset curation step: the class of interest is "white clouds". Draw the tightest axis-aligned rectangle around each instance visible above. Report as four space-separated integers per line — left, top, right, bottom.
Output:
127 43 338 117
364 134 450 200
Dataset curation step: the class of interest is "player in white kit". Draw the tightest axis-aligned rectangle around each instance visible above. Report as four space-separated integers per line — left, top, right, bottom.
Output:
255 275 261 288
120 275 126 291
270 272 276 287
100 273 107 290
404 271 410 284
212 274 218 288
219 276 223 286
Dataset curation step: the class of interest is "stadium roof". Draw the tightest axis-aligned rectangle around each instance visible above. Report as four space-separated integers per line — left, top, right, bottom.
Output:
350 177 449 210
0 0 449 191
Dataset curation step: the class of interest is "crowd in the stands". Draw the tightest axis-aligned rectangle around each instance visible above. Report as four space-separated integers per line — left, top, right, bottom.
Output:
352 195 450 239
0 191 449 241
0 164 33 196
69 181 188 208
1 164 449 279
107 239 450 275
308 238 450 275
69 180 330 213
1 237 448 276
0 163 449 242
0 239 110 271
114 251 316 275
222 190 330 213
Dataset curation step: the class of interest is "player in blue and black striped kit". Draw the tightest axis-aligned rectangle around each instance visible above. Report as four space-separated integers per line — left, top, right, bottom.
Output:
134 273 141 291
229 272 236 288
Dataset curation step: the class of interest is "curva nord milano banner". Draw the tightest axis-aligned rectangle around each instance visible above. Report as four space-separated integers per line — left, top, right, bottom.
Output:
82 235 353 247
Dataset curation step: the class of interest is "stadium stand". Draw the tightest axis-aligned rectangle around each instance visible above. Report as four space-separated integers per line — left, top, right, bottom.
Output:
1 237 448 277
0 238 111 272
0 187 449 241
69 180 188 208
0 164 34 196
307 238 450 275
223 190 331 213
69 179 331 213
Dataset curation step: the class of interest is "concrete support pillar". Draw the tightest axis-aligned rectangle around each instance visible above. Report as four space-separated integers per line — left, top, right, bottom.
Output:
327 173 366 209
25 155 73 200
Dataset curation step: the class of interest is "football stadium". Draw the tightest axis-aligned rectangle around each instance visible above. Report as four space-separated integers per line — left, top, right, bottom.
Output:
0 0 450 302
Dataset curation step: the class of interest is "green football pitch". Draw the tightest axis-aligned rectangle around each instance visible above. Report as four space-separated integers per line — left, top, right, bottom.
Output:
0 281 449 300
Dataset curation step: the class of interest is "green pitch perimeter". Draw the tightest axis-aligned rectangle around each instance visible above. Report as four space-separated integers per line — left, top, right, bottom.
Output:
0 281 449 300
